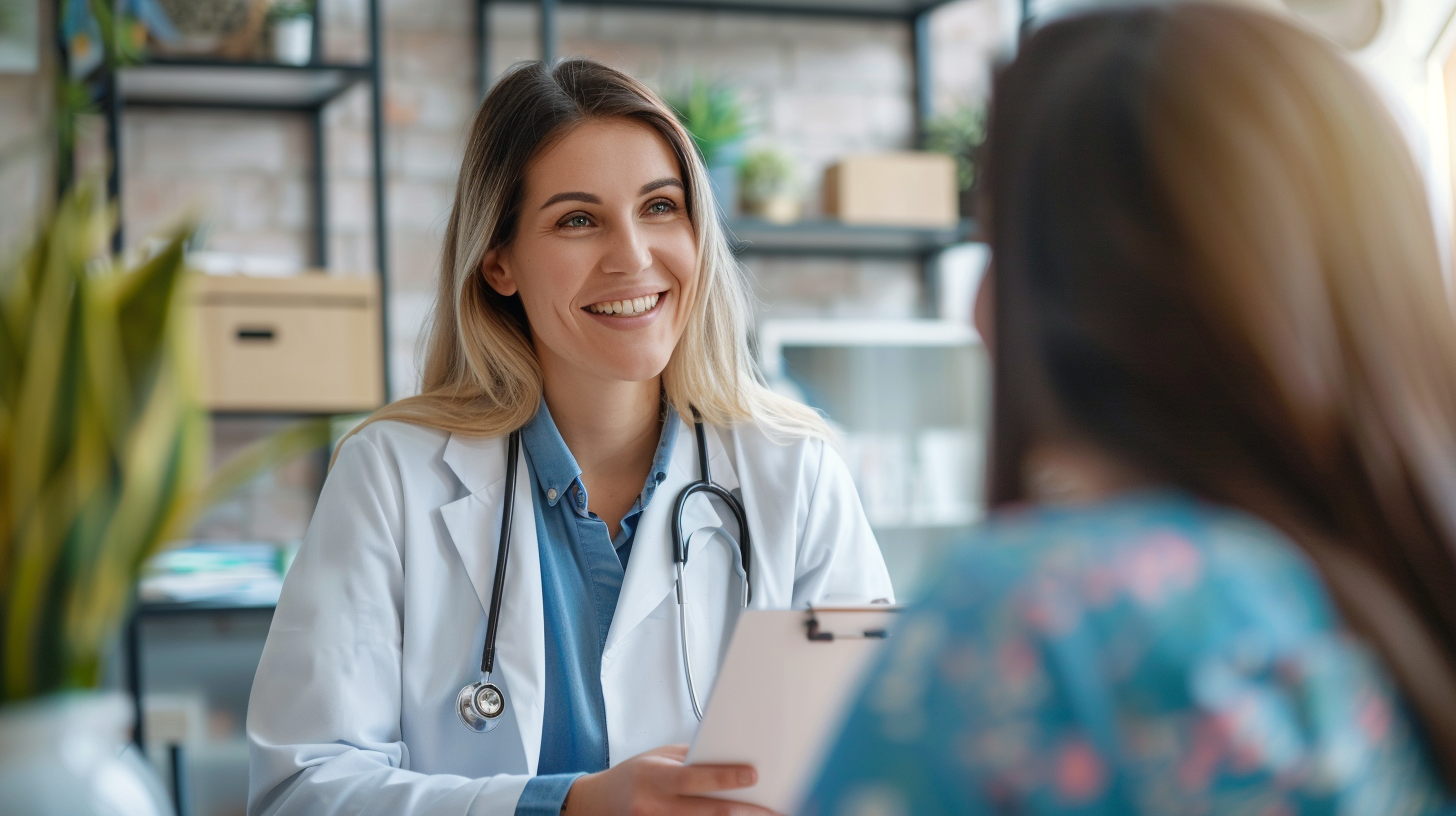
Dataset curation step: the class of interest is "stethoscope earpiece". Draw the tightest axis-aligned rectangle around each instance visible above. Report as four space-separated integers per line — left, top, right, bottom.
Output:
457 679 506 732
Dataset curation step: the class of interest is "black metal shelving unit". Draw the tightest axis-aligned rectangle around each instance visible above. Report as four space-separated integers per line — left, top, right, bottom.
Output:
475 0 984 310
98 8 393 362
74 7 392 814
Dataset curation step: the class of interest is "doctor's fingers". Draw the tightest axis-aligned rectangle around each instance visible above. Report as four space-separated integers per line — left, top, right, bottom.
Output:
670 763 759 796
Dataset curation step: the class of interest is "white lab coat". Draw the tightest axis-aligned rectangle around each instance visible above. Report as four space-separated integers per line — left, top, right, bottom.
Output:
246 415 893 816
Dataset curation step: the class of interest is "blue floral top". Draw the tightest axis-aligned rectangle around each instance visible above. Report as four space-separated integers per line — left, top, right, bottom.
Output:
804 492 1451 816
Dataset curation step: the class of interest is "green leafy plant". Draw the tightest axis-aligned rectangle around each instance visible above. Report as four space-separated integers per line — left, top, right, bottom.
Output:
267 1 313 22
924 105 986 193
665 79 747 168
738 148 796 205
0 184 331 702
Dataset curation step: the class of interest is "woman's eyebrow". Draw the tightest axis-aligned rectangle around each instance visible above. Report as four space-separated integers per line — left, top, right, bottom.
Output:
540 191 602 209
640 178 683 195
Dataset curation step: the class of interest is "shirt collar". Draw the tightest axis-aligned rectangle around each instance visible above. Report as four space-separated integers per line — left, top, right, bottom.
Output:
520 399 581 507
641 404 680 508
519 399 683 509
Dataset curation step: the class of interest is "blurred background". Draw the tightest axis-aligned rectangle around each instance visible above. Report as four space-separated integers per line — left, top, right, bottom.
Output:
1 0 1453 813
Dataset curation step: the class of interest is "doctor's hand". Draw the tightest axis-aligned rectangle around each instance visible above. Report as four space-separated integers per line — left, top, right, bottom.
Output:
562 744 781 816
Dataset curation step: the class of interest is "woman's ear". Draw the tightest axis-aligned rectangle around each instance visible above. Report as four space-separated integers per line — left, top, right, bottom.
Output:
481 248 518 297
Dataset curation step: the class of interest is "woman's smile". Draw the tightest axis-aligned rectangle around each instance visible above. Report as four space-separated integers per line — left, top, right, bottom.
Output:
584 290 664 317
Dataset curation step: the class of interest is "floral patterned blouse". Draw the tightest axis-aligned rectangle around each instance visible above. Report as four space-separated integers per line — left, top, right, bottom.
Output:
803 492 1452 816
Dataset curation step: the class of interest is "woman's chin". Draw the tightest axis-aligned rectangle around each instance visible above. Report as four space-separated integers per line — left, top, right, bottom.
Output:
583 352 674 386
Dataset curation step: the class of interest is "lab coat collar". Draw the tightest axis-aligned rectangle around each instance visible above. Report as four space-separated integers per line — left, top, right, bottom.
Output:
605 415 739 658
438 433 547 775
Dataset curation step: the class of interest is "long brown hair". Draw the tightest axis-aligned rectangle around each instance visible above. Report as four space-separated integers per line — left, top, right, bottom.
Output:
345 58 825 449
984 4 1456 778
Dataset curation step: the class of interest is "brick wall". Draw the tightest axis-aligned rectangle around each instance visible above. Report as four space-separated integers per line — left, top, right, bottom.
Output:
108 0 1007 400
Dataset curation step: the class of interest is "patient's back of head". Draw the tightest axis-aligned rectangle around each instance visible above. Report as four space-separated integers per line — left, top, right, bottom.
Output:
807 6 1456 811
980 0 1456 783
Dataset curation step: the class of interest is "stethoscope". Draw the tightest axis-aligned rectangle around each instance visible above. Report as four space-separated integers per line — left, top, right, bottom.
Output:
457 413 751 733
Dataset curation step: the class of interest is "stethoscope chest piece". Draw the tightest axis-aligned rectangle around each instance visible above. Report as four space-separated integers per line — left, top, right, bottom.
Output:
457 680 506 732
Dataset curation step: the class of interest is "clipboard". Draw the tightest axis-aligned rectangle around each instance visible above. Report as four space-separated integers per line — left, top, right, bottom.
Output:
686 605 901 814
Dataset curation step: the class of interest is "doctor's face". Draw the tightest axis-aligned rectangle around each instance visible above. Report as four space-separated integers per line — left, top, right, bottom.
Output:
483 118 699 387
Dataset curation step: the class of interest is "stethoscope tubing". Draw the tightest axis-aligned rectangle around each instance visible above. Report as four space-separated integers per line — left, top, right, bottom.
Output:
460 412 750 731
482 429 520 678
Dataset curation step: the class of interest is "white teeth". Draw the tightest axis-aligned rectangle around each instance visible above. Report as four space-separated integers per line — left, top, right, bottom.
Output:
587 292 660 317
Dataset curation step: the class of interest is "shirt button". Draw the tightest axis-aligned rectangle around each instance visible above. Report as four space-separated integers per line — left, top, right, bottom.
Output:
547 488 558 502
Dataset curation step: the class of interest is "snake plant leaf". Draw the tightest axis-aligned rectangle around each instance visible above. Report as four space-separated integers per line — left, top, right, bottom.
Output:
114 234 188 409
2 182 338 701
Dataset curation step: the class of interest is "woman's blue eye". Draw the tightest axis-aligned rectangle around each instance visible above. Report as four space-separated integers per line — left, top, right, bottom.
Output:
648 200 674 214
564 215 590 228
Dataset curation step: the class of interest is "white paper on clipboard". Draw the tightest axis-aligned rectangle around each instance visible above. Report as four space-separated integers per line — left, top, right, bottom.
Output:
686 605 900 814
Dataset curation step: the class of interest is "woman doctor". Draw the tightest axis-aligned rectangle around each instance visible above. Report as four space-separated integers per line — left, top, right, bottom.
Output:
246 58 893 816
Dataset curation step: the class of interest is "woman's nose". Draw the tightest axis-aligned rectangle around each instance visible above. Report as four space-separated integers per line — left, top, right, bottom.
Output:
599 221 654 275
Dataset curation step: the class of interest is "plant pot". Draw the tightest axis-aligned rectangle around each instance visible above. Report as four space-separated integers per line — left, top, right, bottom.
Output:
153 0 255 56
0 692 174 815
272 16 314 65
708 164 741 219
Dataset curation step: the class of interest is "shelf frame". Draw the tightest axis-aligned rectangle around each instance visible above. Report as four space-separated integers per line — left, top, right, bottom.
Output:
476 0 957 143
78 0 394 764
116 60 373 111
727 217 976 258
757 317 980 378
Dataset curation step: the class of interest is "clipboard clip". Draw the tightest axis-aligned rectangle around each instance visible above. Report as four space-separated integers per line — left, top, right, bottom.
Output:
804 606 891 642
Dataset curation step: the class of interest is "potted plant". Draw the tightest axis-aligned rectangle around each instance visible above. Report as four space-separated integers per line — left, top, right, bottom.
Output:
738 148 800 224
924 104 986 220
267 0 312 65
666 79 749 217
0 185 332 814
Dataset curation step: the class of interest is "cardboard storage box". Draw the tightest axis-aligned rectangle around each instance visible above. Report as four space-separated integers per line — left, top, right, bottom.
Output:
193 274 384 413
823 152 959 227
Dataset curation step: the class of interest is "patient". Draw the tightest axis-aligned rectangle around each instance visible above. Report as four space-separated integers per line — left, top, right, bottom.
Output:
805 4 1456 814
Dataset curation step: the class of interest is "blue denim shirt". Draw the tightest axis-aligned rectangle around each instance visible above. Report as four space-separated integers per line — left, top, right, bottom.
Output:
513 399 680 816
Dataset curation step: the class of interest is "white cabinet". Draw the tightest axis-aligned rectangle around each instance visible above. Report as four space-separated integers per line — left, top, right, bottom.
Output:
758 318 990 598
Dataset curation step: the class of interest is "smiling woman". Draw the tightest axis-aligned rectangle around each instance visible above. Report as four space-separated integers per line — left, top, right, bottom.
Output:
244 58 893 816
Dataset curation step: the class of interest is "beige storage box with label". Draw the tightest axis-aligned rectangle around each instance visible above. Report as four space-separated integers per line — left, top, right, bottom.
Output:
193 274 384 413
823 152 959 227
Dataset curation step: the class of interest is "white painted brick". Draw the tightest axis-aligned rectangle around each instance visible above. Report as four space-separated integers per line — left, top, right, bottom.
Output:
386 0 472 33
593 7 712 41
329 177 377 231
387 81 476 131
329 230 377 273
389 228 447 287
391 131 465 181
391 30 474 82
218 176 276 232
789 37 912 95
205 228 310 265
388 179 454 231
328 128 375 176
126 112 310 175
277 179 313 230
560 39 667 83
930 0 1001 110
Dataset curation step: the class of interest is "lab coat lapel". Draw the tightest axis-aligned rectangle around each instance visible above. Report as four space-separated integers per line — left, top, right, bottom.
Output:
605 419 736 658
439 434 546 775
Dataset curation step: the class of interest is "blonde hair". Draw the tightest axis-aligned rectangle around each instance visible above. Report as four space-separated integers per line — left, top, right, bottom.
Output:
351 59 826 446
